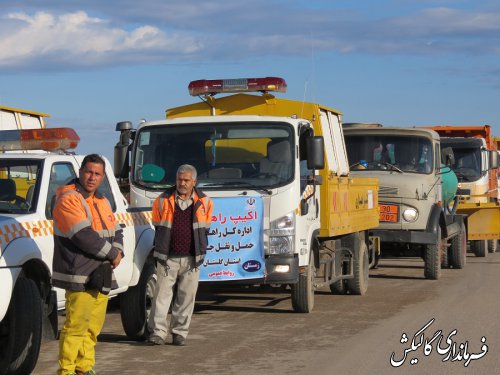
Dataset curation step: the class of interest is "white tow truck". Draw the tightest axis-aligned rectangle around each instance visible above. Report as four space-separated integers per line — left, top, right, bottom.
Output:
0 114 155 375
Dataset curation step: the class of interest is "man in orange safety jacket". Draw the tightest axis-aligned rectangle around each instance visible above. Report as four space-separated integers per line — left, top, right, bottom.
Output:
52 154 123 375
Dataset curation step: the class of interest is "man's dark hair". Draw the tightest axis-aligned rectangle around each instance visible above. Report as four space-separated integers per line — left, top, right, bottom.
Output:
81 154 106 170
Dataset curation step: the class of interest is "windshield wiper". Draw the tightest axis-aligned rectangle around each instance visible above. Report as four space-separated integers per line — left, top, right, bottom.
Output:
203 181 272 195
139 182 172 189
453 171 470 181
379 162 403 173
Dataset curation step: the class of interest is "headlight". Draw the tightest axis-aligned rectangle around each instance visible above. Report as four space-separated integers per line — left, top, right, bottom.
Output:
268 212 295 255
270 212 295 236
402 207 418 222
269 236 294 255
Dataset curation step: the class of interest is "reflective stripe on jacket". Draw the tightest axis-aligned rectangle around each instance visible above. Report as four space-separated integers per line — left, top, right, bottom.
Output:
52 180 123 291
152 186 213 262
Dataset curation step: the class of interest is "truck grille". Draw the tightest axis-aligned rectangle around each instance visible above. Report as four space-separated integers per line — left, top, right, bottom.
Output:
379 186 399 195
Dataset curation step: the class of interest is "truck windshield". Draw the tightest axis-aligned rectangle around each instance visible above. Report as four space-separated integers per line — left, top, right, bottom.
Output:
345 134 434 174
132 122 294 190
0 159 41 213
440 139 482 182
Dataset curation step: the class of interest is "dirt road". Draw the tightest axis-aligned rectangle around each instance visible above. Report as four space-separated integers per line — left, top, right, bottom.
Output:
34 252 500 375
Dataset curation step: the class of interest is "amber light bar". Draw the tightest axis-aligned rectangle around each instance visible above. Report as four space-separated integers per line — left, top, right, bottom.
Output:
0 128 80 152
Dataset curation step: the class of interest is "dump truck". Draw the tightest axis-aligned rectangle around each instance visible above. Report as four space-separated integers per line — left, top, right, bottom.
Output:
0 108 155 374
429 125 500 256
0 105 49 131
343 124 467 280
114 77 380 313
495 137 500 199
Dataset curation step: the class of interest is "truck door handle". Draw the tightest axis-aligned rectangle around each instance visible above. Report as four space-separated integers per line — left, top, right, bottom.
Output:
119 223 126 228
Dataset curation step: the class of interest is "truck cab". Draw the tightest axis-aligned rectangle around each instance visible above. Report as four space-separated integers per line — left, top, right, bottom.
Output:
343 125 467 280
429 125 500 256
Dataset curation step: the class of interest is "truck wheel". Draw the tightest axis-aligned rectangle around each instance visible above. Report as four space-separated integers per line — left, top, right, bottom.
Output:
120 261 156 340
0 277 42 375
471 240 487 257
487 239 497 253
346 234 369 295
291 252 315 313
450 222 466 269
330 279 347 295
424 227 443 280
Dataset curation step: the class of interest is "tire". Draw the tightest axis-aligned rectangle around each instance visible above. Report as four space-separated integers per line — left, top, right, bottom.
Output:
0 277 42 375
471 240 487 257
488 239 497 253
346 234 369 295
450 222 467 269
441 244 449 269
424 227 443 280
291 252 316 313
329 279 347 295
120 261 156 340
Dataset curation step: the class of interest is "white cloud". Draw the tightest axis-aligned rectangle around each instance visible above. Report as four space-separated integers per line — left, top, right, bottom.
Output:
0 4 499 72
389 7 500 35
0 11 202 69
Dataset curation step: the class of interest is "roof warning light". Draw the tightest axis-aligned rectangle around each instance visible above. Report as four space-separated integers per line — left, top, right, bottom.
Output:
0 128 80 152
188 77 287 96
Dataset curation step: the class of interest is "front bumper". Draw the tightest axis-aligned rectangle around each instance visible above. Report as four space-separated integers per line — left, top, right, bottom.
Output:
370 229 437 245
0 266 22 321
264 254 299 284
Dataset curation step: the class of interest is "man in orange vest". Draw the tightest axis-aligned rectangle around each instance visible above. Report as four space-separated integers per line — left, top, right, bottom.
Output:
148 164 213 346
52 154 123 375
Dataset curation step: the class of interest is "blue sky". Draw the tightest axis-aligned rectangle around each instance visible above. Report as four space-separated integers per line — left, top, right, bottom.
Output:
1 0 499 161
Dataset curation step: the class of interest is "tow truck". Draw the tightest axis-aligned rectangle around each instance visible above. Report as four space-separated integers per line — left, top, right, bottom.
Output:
114 77 380 313
0 114 155 374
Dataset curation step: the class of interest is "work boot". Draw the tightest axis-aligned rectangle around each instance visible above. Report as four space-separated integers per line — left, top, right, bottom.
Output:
76 370 97 375
172 334 186 346
147 334 166 345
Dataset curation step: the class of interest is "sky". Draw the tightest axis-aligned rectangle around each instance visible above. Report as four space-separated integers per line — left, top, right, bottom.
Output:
1 0 499 161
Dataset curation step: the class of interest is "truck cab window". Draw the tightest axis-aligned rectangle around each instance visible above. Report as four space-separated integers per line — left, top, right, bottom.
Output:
46 163 77 219
98 174 117 212
0 159 41 214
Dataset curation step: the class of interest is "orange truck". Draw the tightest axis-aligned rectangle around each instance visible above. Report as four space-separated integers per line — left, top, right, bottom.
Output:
495 137 500 198
429 125 500 256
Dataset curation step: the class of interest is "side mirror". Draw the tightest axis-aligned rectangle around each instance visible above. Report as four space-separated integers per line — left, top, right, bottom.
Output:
441 147 455 167
300 199 309 215
489 150 498 169
114 121 133 178
306 136 325 170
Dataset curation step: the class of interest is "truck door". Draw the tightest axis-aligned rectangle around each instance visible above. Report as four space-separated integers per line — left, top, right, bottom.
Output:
44 161 79 306
96 172 134 288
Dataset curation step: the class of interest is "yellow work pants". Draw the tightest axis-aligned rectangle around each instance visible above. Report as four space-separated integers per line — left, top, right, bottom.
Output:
57 290 108 375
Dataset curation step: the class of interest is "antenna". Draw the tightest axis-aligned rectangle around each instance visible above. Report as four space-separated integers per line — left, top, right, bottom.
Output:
301 31 316 118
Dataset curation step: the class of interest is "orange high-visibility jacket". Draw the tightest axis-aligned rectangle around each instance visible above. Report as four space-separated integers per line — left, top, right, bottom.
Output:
152 186 213 263
52 180 123 292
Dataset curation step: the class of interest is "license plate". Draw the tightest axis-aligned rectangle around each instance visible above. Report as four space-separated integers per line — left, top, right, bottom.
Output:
379 204 399 223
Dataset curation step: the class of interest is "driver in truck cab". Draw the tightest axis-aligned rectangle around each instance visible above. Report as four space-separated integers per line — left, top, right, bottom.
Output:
52 154 124 375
